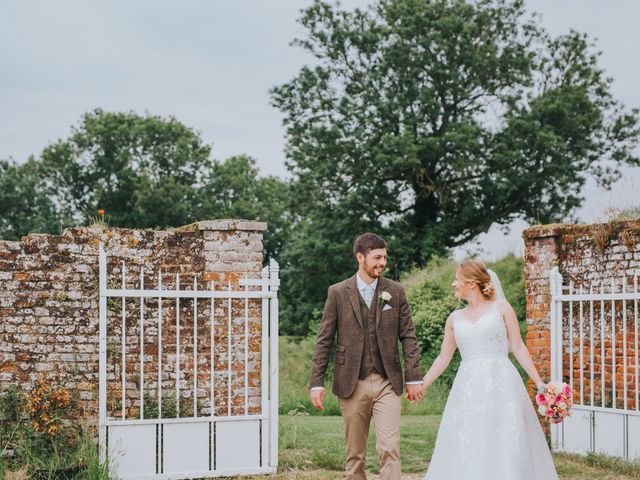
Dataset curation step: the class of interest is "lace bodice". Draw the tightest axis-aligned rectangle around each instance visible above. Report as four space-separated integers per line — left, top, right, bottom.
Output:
453 302 509 361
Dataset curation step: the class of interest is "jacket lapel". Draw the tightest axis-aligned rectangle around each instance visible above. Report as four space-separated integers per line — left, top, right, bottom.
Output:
375 277 384 328
346 275 364 330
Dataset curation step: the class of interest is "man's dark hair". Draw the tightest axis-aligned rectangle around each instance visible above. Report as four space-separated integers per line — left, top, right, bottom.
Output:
353 232 387 257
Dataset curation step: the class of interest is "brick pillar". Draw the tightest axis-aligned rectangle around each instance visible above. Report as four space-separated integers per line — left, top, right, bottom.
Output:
197 219 267 284
522 225 564 395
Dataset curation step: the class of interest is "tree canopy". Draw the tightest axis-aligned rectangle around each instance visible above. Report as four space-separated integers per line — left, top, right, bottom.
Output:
271 0 639 334
0 110 289 259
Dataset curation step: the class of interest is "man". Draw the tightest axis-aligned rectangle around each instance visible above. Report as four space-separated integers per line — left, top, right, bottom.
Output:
309 232 423 480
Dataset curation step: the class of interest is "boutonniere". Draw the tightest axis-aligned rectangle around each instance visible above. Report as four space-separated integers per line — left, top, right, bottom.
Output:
379 290 392 307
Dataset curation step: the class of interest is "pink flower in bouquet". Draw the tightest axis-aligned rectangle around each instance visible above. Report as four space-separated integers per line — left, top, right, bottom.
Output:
535 381 573 424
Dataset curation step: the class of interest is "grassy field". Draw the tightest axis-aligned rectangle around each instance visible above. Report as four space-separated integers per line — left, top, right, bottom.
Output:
235 415 640 480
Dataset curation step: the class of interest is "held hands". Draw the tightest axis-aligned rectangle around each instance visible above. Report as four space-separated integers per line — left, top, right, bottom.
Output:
405 383 424 403
310 388 325 411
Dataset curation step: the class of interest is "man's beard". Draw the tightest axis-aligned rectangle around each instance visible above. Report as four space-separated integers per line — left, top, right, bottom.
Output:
364 262 383 278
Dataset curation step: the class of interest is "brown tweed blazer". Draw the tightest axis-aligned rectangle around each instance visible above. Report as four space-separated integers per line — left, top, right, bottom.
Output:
309 275 422 398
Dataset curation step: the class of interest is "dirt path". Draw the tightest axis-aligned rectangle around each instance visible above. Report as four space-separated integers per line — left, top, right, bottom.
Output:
237 471 423 480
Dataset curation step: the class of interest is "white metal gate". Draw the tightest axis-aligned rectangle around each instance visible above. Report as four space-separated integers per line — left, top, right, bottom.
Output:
549 267 640 459
98 244 279 479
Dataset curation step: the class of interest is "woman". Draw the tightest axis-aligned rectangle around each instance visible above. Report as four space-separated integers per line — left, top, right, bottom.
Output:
420 260 558 479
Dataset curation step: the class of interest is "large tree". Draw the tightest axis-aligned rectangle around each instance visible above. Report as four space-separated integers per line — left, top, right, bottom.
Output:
199 154 292 259
38 109 214 228
272 0 639 334
3 109 290 260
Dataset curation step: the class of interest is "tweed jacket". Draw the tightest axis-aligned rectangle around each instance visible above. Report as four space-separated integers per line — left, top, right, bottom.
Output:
309 274 422 398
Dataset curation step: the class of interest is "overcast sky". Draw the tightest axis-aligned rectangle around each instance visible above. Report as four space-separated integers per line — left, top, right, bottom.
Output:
1 1 639 260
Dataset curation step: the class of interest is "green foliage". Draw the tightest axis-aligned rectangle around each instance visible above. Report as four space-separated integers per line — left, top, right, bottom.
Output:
37 109 213 229
199 154 292 259
409 280 462 385
142 392 196 419
487 254 526 329
272 0 639 335
73 432 112 480
0 158 63 240
278 209 382 336
0 385 111 479
0 385 28 457
0 110 291 262
402 256 459 298
280 335 341 416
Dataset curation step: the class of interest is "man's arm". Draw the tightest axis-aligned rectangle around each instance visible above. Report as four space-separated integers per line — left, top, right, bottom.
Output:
397 286 423 401
397 286 422 381
308 286 338 409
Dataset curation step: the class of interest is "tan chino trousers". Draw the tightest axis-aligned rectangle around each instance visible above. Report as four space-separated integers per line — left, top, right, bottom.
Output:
339 372 401 480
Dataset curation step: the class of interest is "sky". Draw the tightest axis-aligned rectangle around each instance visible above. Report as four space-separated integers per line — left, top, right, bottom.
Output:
1 1 639 261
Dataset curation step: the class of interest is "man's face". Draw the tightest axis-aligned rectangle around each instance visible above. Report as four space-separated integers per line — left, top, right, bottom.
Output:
359 248 388 278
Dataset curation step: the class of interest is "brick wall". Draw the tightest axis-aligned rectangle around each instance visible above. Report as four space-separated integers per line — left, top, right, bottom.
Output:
0 219 268 421
523 220 640 410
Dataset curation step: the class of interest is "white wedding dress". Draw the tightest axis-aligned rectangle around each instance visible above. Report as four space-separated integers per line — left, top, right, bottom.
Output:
424 302 558 479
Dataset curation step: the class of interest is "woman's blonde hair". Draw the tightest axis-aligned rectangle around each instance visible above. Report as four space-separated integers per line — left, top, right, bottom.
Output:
457 260 495 300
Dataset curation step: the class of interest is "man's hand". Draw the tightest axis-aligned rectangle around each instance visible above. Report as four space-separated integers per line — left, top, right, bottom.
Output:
405 383 424 403
310 388 325 411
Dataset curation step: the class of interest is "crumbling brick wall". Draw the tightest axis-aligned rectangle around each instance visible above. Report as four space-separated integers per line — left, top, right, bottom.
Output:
0 220 267 420
523 220 640 410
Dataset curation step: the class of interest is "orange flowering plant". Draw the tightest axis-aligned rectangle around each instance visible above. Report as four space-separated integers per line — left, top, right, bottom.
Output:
89 208 109 229
28 379 72 438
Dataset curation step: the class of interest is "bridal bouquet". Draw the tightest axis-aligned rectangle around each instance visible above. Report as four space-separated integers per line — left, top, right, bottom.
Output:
536 382 573 423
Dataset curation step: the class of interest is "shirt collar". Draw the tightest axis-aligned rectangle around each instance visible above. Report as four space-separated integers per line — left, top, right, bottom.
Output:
356 274 378 292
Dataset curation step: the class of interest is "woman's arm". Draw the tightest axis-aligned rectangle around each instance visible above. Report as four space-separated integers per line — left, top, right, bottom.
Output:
499 299 545 389
420 313 458 392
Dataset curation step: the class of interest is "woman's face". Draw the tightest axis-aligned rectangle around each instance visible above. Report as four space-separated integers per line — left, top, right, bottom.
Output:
452 271 473 300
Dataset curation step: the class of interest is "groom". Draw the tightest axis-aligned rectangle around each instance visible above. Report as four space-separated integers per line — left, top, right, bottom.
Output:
309 232 423 480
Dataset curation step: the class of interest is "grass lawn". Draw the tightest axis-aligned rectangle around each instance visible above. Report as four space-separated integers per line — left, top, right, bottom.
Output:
236 415 640 480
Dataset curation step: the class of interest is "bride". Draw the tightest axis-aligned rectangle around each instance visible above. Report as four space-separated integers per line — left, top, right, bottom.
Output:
418 260 558 479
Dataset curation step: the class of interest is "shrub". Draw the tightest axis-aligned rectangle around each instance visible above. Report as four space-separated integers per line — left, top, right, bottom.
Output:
408 280 462 385
0 380 111 479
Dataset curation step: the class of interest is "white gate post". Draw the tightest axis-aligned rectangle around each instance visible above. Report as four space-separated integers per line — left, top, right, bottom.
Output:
549 267 563 382
549 266 563 450
269 259 280 468
98 244 108 463
260 266 270 466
